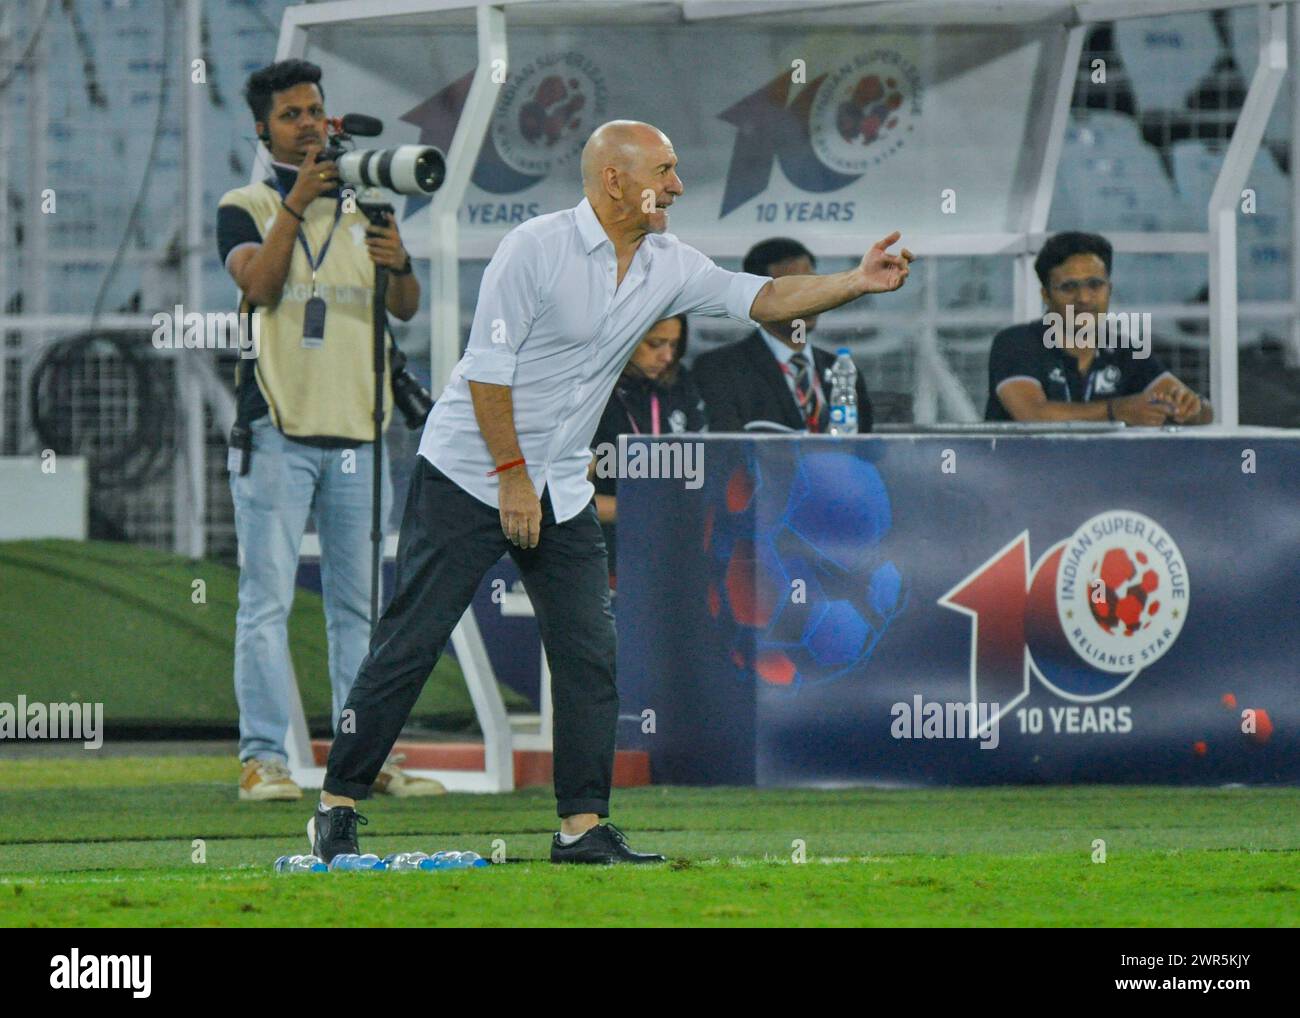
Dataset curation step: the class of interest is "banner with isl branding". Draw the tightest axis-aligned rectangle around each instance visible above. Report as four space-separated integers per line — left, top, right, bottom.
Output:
300 20 1046 254
615 433 1299 786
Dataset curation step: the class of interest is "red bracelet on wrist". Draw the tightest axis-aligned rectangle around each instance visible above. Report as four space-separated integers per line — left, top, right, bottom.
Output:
487 458 526 477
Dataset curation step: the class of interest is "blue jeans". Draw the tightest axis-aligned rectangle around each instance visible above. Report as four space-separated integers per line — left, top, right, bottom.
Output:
230 415 393 764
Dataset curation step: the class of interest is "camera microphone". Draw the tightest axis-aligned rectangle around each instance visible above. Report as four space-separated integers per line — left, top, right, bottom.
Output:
323 112 444 195
340 113 384 137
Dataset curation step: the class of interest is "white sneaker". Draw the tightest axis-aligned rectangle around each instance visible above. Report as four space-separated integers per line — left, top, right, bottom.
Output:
372 753 447 798
239 758 303 802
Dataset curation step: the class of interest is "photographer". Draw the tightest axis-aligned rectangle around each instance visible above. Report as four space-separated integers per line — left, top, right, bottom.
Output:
217 59 439 801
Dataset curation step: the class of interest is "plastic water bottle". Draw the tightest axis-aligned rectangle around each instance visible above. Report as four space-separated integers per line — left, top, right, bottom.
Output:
383 852 434 872
431 851 485 870
827 348 858 435
328 853 383 872
274 854 327 874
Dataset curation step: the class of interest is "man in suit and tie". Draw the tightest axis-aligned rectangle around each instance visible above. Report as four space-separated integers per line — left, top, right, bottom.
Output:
692 238 873 433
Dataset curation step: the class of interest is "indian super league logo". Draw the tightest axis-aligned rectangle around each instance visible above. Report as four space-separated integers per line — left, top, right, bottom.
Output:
492 52 608 179
809 49 922 175
1050 510 1189 688
940 509 1191 721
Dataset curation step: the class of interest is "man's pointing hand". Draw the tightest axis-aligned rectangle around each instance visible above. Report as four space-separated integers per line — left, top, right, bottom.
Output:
858 231 914 294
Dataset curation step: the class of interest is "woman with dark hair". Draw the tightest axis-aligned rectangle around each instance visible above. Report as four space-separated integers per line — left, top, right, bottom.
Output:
590 313 706 587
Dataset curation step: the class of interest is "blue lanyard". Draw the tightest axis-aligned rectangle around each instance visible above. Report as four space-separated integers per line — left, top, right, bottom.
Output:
273 173 342 295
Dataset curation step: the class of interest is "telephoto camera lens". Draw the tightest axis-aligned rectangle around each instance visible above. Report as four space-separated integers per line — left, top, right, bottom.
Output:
337 146 445 195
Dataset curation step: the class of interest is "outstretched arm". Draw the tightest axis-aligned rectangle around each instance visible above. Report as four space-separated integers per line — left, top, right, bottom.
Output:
749 231 913 322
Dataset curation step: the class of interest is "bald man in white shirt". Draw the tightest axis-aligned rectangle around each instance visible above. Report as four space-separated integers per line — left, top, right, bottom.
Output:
308 120 913 865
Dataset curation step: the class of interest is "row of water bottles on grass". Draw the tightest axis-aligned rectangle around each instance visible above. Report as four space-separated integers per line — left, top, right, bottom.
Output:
275 851 489 873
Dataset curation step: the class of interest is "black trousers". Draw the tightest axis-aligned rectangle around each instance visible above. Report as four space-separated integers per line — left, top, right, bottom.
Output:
323 456 618 818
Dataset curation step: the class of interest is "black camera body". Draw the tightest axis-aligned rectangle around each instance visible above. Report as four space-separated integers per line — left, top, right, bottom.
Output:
388 343 434 430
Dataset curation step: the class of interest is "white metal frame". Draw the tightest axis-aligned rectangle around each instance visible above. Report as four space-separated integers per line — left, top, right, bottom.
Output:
0 8 10 458
178 0 206 559
258 0 1296 793
266 0 1297 430
269 2 524 792
281 592 516 793
1210 3 1289 425
1 2 1294 430
0 0 1294 790
280 532 530 791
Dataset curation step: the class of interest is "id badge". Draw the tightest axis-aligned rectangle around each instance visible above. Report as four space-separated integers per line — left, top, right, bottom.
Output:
302 295 327 348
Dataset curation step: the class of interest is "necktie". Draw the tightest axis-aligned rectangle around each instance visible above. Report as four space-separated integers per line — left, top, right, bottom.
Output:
789 352 817 432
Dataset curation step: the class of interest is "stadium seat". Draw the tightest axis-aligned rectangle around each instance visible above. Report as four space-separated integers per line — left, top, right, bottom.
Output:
1115 13 1221 113
1049 111 1193 306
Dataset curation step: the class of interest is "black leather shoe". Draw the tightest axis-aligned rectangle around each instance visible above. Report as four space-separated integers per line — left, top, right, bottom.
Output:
550 823 666 864
306 805 367 863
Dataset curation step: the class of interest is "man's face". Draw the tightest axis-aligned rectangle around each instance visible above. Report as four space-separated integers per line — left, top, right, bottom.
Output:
630 318 682 380
1043 252 1111 329
762 255 818 340
258 82 327 165
623 136 684 235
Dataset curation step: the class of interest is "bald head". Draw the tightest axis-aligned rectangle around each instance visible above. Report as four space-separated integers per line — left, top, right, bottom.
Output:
580 120 682 238
581 120 668 193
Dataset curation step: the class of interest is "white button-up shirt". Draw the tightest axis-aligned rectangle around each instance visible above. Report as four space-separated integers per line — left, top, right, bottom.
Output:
418 197 770 522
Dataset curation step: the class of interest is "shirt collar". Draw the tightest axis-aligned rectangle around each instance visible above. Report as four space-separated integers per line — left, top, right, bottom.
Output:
270 160 300 194
574 197 610 254
759 327 800 366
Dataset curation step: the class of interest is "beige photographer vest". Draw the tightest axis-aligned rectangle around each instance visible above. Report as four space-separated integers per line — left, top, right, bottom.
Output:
218 180 393 441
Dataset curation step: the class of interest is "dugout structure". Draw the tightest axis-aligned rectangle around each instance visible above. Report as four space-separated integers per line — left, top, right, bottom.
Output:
256 0 1293 790
1 1 1291 552
270 0 1294 426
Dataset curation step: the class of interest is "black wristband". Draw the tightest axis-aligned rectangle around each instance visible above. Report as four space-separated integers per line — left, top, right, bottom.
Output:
391 253 413 276
280 199 304 222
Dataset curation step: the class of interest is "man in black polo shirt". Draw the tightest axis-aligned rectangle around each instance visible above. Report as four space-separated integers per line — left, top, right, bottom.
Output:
986 231 1213 426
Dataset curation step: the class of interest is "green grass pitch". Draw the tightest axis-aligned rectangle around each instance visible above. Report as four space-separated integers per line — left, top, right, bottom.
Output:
1 756 1297 927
